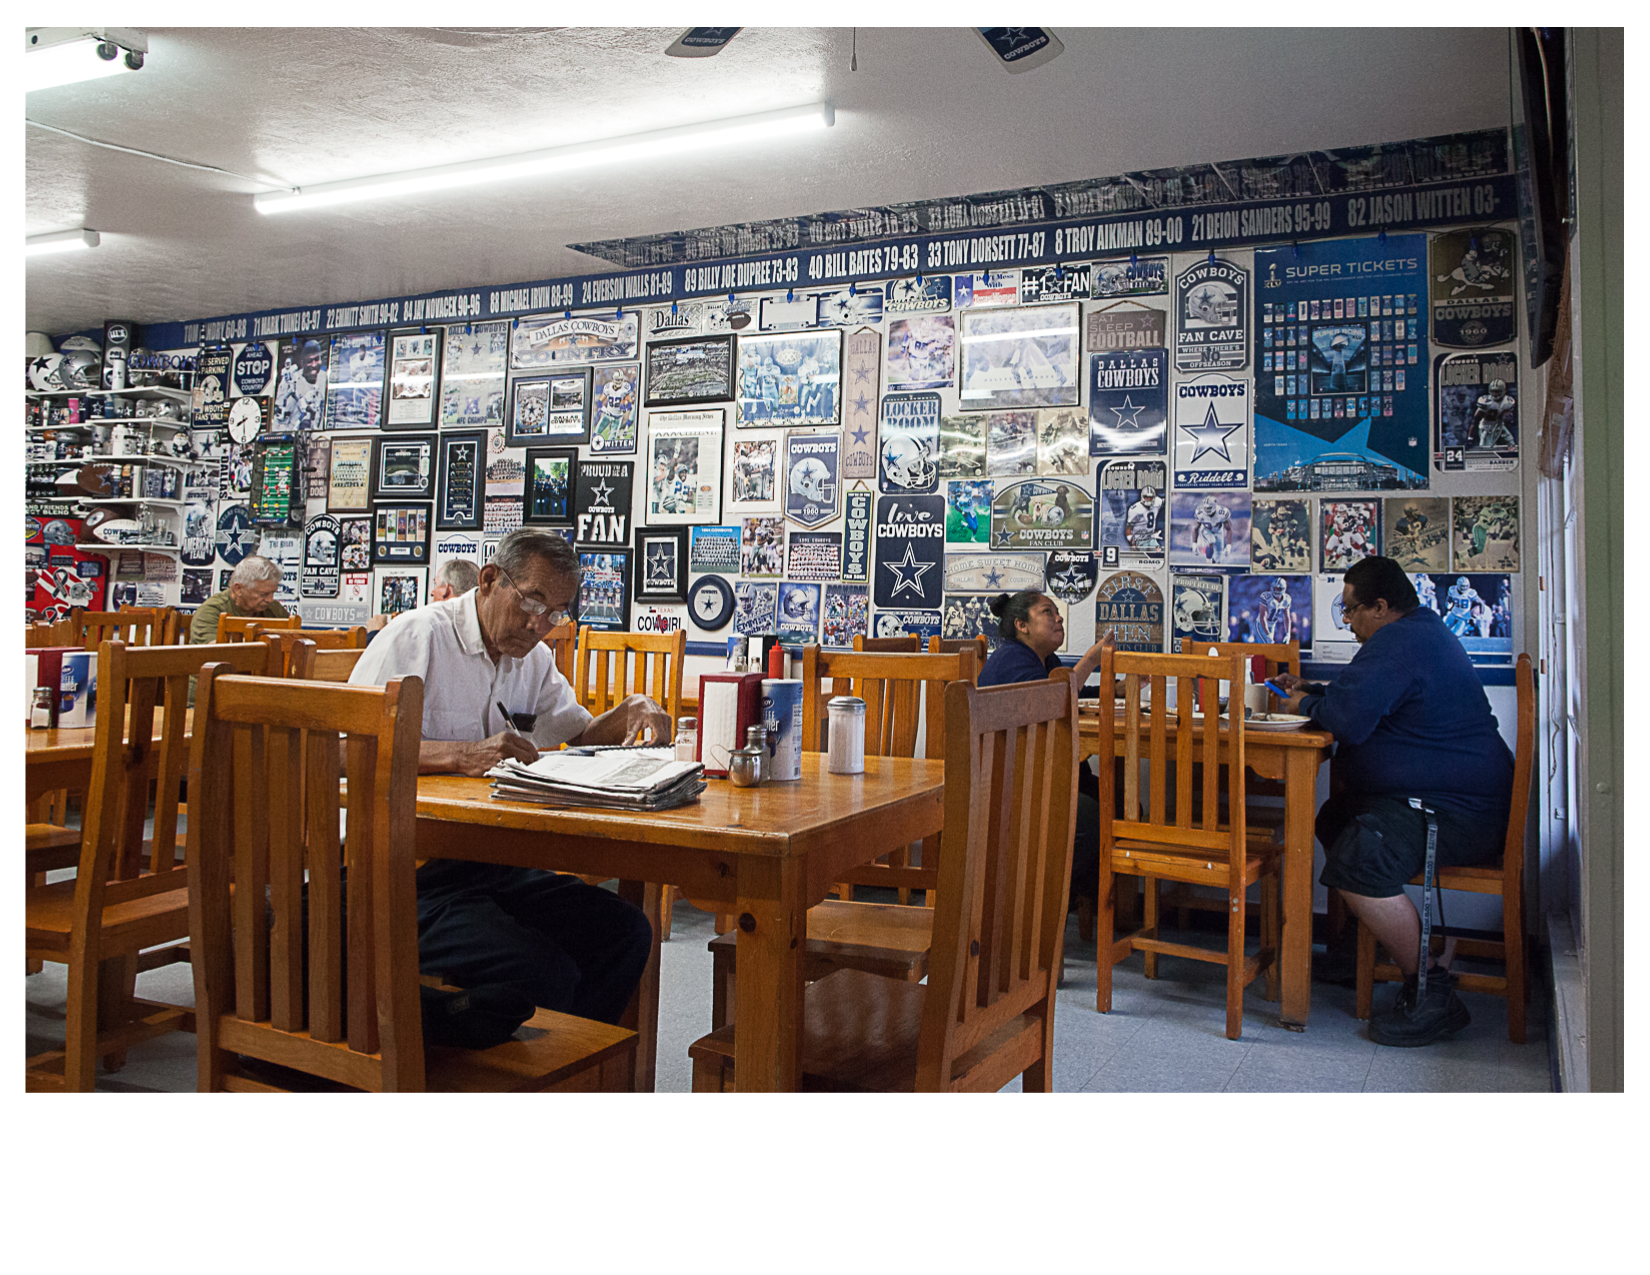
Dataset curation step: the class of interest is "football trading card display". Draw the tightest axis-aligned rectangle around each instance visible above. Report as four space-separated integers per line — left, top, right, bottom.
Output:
371 504 431 566
821 584 869 648
1088 349 1168 456
1383 496 1450 571
273 338 329 432
784 432 840 528
1096 459 1167 570
1169 491 1251 569
521 448 575 528
385 330 440 428
577 551 631 632
1414 572 1513 664
1429 228 1518 347
635 527 688 604
1094 571 1165 653
740 517 786 578
1227 574 1312 651
510 312 640 369
991 479 1094 552
786 531 842 581
326 332 386 431
369 434 437 501
572 460 632 548
440 321 509 427
689 525 740 574
1434 349 1518 472
1252 235 1430 491
936 413 986 477
985 411 1036 477
776 581 822 644
1171 574 1224 652
1251 498 1313 572
646 334 736 407
843 487 872 583
1319 499 1381 571
1174 374 1250 488
1091 255 1169 298
957 303 1080 411
1452 495 1520 572
733 580 778 635
434 431 485 531
645 410 722 526
873 495 945 611
879 393 941 494
589 364 641 455
1175 258 1249 373
840 328 881 480
736 330 841 427
1036 409 1089 475
1046 550 1099 605
726 433 780 513
508 370 590 446
945 480 993 545
885 316 955 391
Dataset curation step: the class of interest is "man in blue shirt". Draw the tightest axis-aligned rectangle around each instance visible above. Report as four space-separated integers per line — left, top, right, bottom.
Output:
1276 556 1513 1047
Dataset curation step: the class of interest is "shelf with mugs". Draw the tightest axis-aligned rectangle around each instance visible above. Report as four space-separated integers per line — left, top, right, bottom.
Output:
80 453 211 468
73 541 182 554
25 385 192 404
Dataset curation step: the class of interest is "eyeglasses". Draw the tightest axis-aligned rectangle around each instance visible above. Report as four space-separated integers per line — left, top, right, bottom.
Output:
1343 598 1375 618
495 564 572 627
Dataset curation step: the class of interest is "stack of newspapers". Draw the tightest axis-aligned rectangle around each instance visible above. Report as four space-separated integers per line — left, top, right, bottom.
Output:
486 746 706 811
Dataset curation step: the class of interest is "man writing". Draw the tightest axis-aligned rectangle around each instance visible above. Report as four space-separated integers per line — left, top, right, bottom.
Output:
189 555 288 643
349 528 667 1025
1274 556 1513 1047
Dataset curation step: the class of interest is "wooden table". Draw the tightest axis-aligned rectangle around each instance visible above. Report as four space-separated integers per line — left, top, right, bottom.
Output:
25 710 190 803
413 753 946 1091
1079 708 1334 1030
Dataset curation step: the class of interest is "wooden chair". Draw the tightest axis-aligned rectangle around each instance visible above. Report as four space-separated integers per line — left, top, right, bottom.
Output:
572 626 685 732
1354 653 1537 1043
706 647 979 1027
690 671 1080 1091
117 603 181 645
217 612 301 643
1095 648 1281 1040
72 608 162 648
929 634 990 667
289 642 369 683
543 620 577 681
251 624 368 676
853 634 919 652
25 639 271 1090
186 667 636 1092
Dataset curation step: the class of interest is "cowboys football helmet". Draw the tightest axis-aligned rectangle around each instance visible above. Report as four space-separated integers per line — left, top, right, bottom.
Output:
880 436 936 491
789 456 831 503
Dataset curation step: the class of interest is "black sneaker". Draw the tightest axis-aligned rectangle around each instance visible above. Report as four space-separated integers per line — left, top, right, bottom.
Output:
1368 966 1471 1047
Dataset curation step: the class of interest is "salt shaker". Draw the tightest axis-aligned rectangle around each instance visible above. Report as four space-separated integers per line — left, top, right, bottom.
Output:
826 696 866 775
674 716 698 763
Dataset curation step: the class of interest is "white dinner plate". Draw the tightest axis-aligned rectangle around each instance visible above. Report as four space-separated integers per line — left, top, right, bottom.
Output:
1246 713 1313 732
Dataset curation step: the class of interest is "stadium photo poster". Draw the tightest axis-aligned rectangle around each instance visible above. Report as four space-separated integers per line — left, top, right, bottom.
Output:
1173 373 1250 488
521 447 576 528
1227 573 1312 652
1452 495 1520 572
957 303 1081 411
990 479 1094 552
369 433 437 501
1434 349 1518 473
1414 572 1513 664
1088 349 1167 456
1429 227 1518 348
1252 234 1430 492
1250 497 1313 572
985 410 1036 477
588 363 641 455
325 330 386 431
821 584 869 648
1384 496 1450 571
644 410 722 526
945 479 993 545
577 550 631 632
879 392 941 494
1036 408 1089 476
885 315 956 392
735 329 842 428
784 430 841 529
385 329 440 428
1096 458 1167 570
1319 499 1381 571
440 320 508 427
645 333 736 408
726 432 781 513
1094 570 1165 653
1171 574 1224 652
1168 490 1251 569
937 413 986 478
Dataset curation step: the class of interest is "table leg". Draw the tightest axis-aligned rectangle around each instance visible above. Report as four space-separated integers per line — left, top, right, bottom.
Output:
1279 749 1319 1029
732 859 805 1092
616 880 663 1093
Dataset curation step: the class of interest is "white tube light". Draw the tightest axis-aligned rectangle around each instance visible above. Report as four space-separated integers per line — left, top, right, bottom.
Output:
27 228 101 257
26 38 135 93
255 102 835 216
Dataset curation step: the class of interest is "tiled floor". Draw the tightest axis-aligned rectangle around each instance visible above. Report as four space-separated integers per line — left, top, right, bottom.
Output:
25 896 1552 1093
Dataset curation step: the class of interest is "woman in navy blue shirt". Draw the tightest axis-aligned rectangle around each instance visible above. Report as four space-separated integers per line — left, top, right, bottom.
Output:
979 590 1111 908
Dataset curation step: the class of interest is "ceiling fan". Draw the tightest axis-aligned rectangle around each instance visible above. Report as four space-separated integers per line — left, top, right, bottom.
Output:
665 26 1064 72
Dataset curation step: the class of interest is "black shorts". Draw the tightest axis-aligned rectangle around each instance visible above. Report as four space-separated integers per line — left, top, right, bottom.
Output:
1316 793 1505 899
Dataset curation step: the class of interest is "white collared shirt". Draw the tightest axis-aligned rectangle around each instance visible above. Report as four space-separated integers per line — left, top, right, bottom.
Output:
349 591 591 748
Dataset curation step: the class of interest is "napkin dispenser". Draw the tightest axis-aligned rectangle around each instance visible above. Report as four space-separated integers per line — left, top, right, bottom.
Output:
696 672 764 778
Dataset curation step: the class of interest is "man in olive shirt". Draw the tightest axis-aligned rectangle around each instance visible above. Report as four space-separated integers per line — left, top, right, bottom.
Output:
188 555 289 643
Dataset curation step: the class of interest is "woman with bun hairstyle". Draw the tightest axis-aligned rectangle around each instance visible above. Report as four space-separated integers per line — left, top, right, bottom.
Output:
978 589 1111 908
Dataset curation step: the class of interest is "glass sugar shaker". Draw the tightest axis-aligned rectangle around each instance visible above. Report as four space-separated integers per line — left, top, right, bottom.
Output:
31 686 55 730
674 715 698 763
826 696 866 776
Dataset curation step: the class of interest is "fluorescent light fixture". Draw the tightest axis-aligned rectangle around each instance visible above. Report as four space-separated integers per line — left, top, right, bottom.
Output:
27 228 101 257
255 102 835 216
26 28 147 93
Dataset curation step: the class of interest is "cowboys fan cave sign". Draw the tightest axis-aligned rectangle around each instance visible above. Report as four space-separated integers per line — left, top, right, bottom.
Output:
574 461 633 548
874 494 945 611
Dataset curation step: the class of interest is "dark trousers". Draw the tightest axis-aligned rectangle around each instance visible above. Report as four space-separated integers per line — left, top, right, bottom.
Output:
414 860 653 1025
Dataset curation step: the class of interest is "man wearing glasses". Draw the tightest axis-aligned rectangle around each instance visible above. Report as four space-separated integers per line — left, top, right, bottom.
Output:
350 527 667 1026
1273 556 1513 1047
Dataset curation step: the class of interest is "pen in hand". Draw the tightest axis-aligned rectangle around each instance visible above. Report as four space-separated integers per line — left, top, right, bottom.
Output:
495 702 538 761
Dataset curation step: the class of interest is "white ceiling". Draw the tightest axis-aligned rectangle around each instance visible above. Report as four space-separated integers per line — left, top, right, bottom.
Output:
25 26 1512 338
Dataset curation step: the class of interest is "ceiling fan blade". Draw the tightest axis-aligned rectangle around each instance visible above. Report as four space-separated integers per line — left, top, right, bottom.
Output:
974 27 1064 73
665 28 743 58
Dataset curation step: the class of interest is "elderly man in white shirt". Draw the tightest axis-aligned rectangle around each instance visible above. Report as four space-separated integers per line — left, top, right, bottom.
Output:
350 528 666 1025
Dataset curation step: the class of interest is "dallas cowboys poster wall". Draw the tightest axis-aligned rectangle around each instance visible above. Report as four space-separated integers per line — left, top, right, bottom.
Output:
1429 227 1517 347
1097 459 1166 569
1089 349 1167 456
727 433 780 513
1434 349 1518 472
1169 490 1251 569
1175 258 1249 372
1173 374 1250 488
885 316 955 392
957 304 1080 411
879 393 941 494
1227 573 1312 651
784 431 841 528
589 364 641 454
736 330 841 427
873 494 945 611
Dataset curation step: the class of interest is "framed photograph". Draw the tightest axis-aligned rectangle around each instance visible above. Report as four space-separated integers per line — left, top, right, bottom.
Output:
522 447 577 527
645 409 723 525
325 331 387 430
735 329 841 427
440 320 509 427
958 303 1081 411
508 370 591 446
326 435 374 513
511 311 641 370
726 431 781 513
374 565 427 617
588 363 641 455
384 328 441 428
577 550 631 632
370 502 432 565
635 526 689 604
434 430 486 531
370 433 438 500
272 336 330 433
645 333 737 407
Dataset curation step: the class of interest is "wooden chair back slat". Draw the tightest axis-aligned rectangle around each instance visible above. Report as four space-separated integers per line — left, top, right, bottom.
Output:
344 732 381 1057
290 643 367 683
915 673 1077 1089
798 648 977 755
267 724 306 1032
1201 640 1300 711
72 608 162 649
573 627 685 739
927 635 989 668
218 613 301 643
854 634 919 652
253 625 368 676
542 621 577 680
306 730 346 1044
